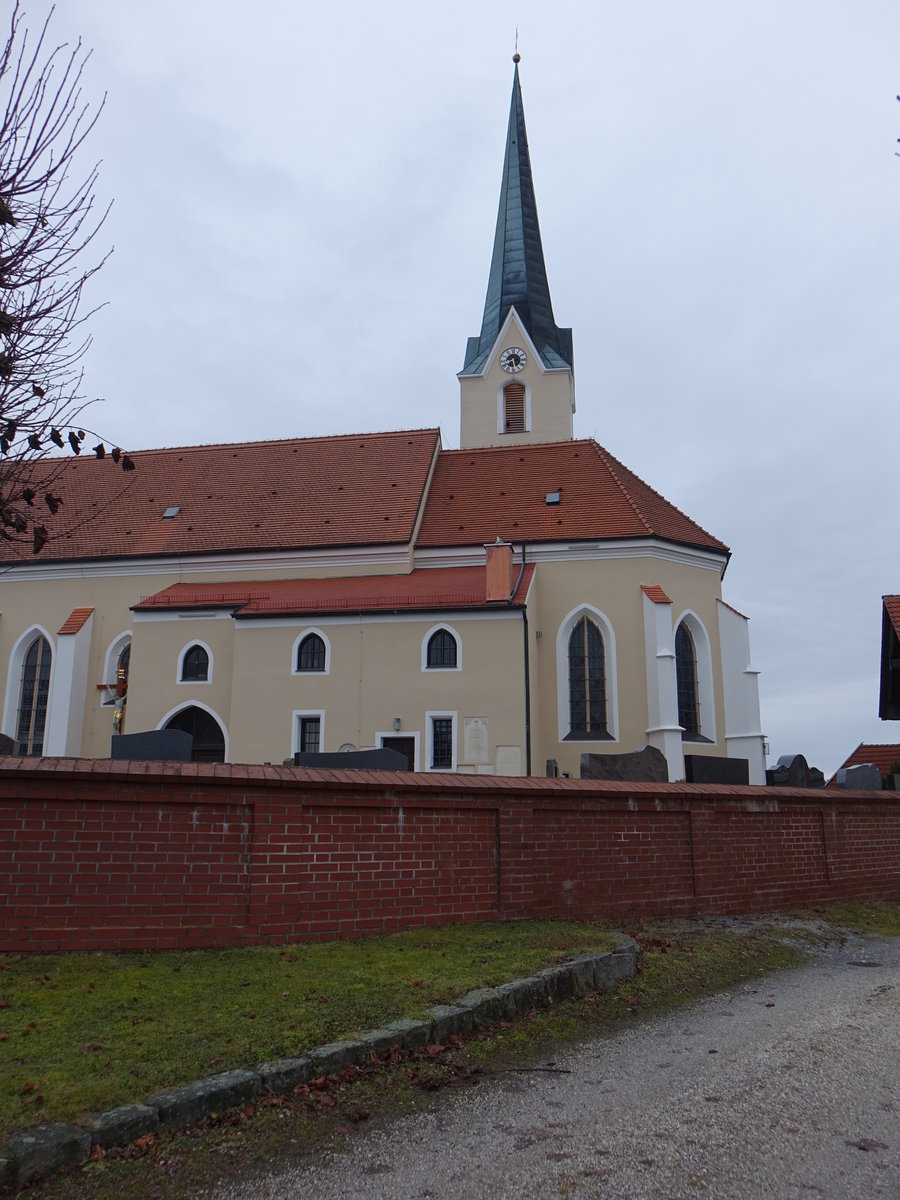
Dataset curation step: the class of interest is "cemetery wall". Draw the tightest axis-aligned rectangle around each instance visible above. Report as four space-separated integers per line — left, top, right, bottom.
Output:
2 759 899 952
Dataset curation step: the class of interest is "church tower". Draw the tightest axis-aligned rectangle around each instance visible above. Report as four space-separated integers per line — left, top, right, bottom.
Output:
459 58 575 449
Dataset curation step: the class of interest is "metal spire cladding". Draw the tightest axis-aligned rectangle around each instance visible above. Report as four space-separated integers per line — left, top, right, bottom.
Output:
461 60 572 376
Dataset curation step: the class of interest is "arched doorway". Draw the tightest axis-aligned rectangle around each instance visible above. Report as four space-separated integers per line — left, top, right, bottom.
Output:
163 705 226 763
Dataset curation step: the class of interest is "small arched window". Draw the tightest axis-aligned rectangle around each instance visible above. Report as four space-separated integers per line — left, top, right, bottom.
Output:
426 629 458 669
181 644 209 682
675 622 700 737
297 633 326 673
567 615 607 738
17 635 51 756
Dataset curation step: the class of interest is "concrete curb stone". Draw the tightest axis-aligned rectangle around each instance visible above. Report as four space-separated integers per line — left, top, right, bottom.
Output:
256 1057 313 1095
0 941 638 1191
4 1122 92 1186
79 1104 160 1149
307 1040 368 1075
147 1069 261 1129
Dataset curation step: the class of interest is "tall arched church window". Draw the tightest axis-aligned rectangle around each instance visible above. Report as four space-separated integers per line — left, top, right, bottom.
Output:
181 644 209 682
17 635 51 755
503 382 525 433
675 622 700 737
297 633 326 673
426 629 458 669
567 615 607 738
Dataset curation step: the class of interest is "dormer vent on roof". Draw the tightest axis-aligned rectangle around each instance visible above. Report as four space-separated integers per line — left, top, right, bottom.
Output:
162 506 180 519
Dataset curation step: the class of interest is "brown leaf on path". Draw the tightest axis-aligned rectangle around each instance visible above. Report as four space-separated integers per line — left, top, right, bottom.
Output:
90 1144 105 1161
133 1133 158 1151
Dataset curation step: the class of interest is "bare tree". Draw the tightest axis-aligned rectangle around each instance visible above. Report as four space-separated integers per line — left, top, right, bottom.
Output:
0 2 132 555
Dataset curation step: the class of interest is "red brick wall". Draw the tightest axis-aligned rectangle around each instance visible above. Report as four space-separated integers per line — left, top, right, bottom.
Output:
2 759 899 953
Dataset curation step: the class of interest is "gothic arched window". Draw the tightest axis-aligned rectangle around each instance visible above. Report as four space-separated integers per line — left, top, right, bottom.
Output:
17 635 51 756
297 633 326 673
675 622 700 737
567 615 607 738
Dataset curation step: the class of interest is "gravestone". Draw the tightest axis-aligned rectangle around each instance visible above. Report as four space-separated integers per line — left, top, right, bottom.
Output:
292 748 409 770
765 753 824 788
545 758 559 777
835 763 882 791
580 745 669 783
684 754 749 785
0 733 15 755
110 730 193 762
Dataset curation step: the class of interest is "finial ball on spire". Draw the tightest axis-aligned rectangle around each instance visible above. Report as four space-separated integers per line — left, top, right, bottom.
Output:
513 52 521 63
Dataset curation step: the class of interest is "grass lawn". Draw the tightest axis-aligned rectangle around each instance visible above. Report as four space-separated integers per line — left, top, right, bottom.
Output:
0 919 617 1137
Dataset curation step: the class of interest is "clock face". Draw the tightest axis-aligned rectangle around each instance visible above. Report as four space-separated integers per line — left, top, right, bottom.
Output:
500 346 527 374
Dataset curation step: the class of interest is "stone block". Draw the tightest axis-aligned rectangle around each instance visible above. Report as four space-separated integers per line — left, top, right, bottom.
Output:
565 955 598 994
507 974 550 1014
836 763 883 791
148 1069 260 1128
428 1004 474 1041
257 1057 312 1094
0 1157 12 1189
537 963 579 1000
79 1104 159 1149
4 1122 91 1184
456 986 511 1026
594 950 636 989
307 1040 368 1075
358 1027 404 1057
382 1018 434 1050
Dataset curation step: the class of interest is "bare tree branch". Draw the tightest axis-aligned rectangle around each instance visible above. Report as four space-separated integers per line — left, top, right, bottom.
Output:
0 2 130 554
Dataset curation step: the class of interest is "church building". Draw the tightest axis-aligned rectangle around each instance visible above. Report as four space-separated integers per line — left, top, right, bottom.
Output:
0 62 767 783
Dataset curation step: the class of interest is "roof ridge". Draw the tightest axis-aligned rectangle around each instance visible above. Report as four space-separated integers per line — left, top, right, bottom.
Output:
593 441 726 550
124 428 442 457
589 443 653 536
440 437 595 460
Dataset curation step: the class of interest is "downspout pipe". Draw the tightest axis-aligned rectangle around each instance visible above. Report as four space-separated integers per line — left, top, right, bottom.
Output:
513 544 532 777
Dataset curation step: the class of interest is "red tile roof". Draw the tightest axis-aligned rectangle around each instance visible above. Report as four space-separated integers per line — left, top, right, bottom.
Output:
416 440 727 553
829 743 900 785
884 595 900 638
641 584 672 604
134 565 535 616
57 607 94 635
2 429 440 564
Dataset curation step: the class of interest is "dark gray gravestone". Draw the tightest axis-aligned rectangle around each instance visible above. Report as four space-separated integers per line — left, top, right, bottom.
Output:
580 745 669 783
835 763 882 791
684 754 750 785
0 733 15 755
545 758 559 777
292 748 409 770
110 730 193 762
766 753 810 787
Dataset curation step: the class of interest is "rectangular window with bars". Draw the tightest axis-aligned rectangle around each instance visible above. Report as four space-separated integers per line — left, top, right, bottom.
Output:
299 715 321 754
430 716 453 769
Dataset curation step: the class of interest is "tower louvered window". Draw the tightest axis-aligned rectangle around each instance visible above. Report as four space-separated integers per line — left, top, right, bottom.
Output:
503 382 525 433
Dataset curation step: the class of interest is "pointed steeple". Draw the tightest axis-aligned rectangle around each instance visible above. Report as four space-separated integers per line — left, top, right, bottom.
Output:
461 61 572 376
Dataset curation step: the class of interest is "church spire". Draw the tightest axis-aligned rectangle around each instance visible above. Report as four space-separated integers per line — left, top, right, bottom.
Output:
461 59 572 376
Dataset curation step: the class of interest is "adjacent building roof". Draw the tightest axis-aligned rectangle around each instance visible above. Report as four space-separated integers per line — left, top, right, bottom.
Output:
133 565 535 617
461 64 572 376
416 439 727 554
2 429 441 564
829 743 900 784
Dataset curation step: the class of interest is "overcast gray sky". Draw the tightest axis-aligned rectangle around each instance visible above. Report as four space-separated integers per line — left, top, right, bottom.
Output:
37 0 900 777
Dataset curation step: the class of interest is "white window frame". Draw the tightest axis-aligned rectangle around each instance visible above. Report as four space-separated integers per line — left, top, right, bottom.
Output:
292 708 326 757
291 627 331 676
375 729 421 771
421 623 462 672
674 610 717 743
555 604 619 743
425 710 458 772
100 631 133 706
3 625 54 741
177 639 213 685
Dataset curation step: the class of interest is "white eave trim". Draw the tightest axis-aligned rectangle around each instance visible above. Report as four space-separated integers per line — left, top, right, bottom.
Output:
414 539 727 574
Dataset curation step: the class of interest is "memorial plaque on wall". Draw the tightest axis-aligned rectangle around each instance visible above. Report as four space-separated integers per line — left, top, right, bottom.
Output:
463 717 489 764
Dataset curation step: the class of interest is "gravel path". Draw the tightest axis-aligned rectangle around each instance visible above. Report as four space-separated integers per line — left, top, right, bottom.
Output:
214 934 900 1200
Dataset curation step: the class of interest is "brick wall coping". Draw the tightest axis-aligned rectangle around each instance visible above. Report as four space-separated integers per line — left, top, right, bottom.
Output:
0 755 891 806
